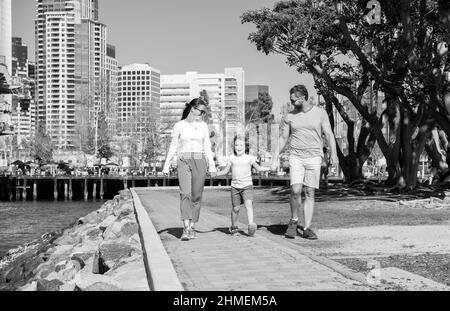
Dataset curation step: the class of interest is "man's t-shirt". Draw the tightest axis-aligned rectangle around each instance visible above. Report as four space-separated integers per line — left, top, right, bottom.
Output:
228 154 256 189
281 106 327 159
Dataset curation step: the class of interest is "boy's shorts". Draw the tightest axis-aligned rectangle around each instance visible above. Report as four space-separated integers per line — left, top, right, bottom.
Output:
231 185 254 207
289 155 322 189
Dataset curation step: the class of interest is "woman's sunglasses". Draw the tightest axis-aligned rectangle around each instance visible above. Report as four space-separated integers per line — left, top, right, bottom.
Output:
194 107 206 115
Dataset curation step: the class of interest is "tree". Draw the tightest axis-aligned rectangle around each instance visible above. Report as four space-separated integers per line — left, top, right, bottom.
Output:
242 0 449 188
245 91 274 155
21 124 54 162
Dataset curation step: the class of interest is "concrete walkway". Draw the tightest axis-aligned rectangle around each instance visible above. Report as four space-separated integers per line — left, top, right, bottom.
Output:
134 188 374 291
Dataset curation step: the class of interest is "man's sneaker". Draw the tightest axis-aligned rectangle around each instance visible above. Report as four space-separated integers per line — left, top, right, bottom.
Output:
285 219 298 239
248 223 257 237
302 228 318 240
180 228 190 241
188 228 197 239
229 226 239 236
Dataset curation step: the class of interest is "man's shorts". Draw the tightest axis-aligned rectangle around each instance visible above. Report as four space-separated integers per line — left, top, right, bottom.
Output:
230 185 254 207
289 155 322 189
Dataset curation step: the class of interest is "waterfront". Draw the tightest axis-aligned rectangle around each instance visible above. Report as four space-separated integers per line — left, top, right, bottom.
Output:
0 200 102 258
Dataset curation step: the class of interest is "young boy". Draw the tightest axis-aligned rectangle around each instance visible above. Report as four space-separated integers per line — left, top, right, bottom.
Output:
216 136 270 236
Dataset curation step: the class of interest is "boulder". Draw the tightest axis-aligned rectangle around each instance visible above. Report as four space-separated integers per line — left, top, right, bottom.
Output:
18 281 37 291
84 282 123 291
99 215 117 232
73 270 123 291
103 219 138 241
113 201 134 217
98 241 136 270
53 234 82 246
36 279 64 291
59 282 78 291
107 260 149 291
86 228 102 240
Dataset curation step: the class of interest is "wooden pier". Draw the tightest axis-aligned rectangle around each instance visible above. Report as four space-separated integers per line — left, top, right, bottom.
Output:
1 175 297 201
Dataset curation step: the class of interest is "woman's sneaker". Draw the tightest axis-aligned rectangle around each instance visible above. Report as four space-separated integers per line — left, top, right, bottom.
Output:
188 228 197 239
181 228 190 241
285 219 298 239
248 223 257 237
229 226 239 236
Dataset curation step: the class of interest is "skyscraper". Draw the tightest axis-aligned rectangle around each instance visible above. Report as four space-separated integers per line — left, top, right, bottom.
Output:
117 63 161 138
0 0 12 73
105 44 118 137
35 0 108 149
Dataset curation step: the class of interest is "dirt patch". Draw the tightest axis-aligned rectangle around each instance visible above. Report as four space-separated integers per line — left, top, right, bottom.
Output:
335 253 450 286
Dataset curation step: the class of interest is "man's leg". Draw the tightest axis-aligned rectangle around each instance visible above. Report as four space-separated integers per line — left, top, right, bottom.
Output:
303 186 315 230
289 183 303 220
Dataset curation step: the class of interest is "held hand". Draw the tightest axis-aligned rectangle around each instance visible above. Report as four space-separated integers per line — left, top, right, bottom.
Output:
329 154 339 166
210 172 217 178
162 167 170 177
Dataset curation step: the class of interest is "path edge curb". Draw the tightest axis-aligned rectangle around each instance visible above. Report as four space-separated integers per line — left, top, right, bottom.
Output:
130 188 184 291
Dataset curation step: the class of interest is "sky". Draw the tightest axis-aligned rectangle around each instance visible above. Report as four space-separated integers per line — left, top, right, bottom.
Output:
11 0 316 116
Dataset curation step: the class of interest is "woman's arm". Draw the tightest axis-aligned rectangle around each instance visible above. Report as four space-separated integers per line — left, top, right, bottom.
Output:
162 123 180 173
202 123 217 173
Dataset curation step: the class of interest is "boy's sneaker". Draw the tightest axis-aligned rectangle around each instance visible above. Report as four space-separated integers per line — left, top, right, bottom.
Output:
248 223 257 237
302 228 318 240
285 219 298 239
180 228 190 241
229 226 239 236
188 229 197 239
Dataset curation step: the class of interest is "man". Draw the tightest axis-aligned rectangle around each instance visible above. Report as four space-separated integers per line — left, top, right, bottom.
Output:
270 85 338 240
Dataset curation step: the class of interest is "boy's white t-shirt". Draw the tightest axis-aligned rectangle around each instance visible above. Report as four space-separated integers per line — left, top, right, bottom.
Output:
228 154 256 189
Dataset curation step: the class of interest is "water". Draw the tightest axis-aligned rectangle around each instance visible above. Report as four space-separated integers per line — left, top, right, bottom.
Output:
0 200 102 258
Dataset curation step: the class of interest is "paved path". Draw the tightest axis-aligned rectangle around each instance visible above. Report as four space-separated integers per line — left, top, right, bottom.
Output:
134 188 374 291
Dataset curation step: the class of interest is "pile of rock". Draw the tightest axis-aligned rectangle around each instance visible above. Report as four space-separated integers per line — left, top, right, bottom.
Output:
0 190 149 291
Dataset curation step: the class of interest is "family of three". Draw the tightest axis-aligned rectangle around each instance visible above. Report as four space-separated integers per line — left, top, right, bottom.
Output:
162 84 337 241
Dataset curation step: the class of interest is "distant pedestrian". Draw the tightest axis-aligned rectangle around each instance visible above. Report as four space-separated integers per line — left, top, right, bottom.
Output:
162 98 217 241
270 84 338 240
216 135 270 237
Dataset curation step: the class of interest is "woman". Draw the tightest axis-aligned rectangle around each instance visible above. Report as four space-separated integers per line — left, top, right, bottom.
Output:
162 98 217 241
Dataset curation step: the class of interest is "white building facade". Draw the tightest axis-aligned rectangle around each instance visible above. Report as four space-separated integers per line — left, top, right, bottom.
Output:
117 63 161 138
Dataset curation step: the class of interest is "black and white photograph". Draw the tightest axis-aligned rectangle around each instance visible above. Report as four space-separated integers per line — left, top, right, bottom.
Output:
0 0 449 299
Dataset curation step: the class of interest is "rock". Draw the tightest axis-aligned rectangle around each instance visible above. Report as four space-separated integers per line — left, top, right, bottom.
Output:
53 235 82 246
59 282 77 291
113 200 134 217
107 260 149 291
70 255 86 270
98 241 135 270
18 281 37 291
73 270 123 291
103 219 138 241
36 279 64 291
86 228 102 240
84 282 123 291
99 215 117 232
92 251 109 274
44 271 59 281
55 261 67 272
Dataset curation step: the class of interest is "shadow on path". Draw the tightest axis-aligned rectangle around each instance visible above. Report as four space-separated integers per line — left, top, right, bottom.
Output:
258 224 288 236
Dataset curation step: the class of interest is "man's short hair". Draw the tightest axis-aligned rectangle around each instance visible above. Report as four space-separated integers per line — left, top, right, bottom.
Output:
289 85 309 100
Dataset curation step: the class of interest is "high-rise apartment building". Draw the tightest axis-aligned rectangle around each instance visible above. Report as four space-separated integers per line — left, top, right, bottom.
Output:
0 0 12 166
35 0 108 149
160 68 245 160
105 44 118 137
11 38 36 142
117 63 161 138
